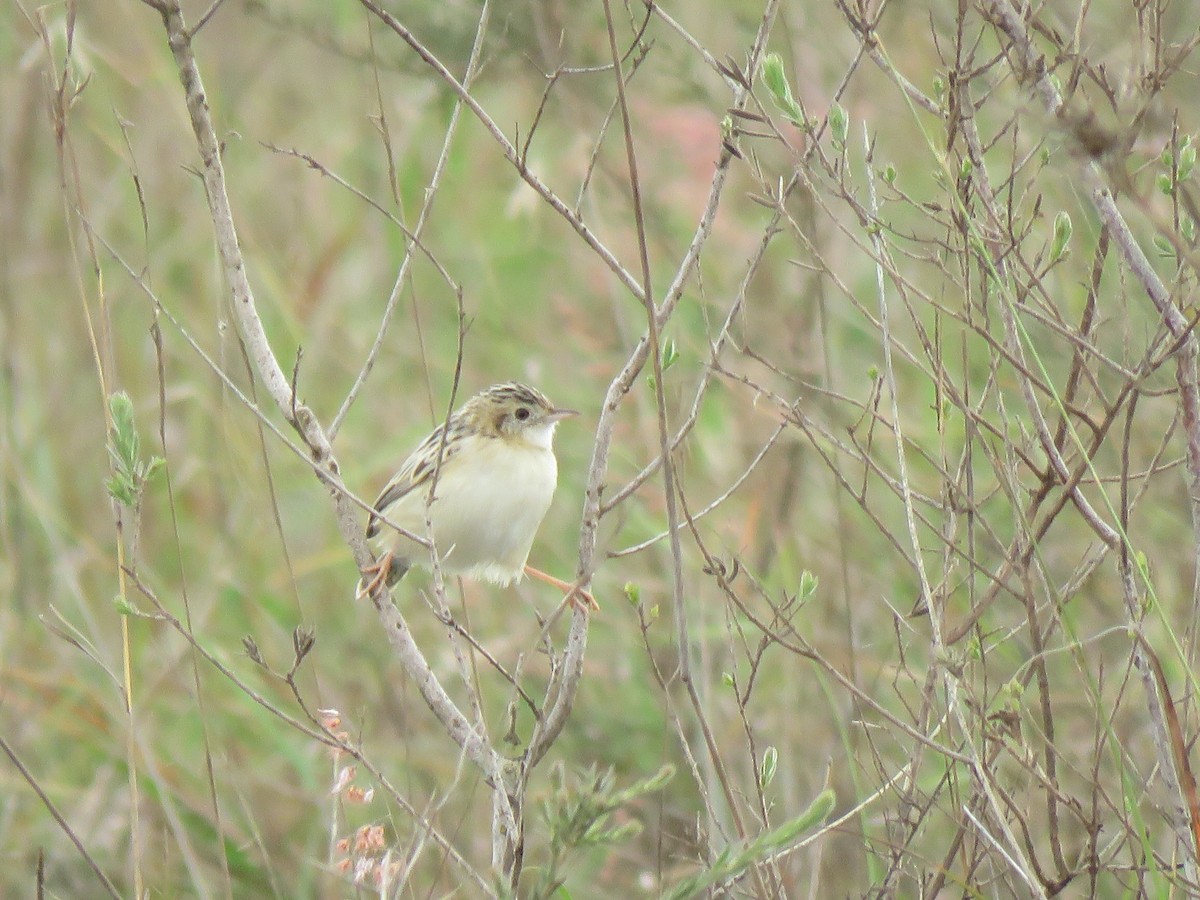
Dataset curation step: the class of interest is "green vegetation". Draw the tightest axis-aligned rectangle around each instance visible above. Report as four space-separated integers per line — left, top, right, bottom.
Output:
4 0 1200 896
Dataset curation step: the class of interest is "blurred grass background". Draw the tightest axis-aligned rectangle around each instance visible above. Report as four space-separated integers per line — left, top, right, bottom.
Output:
3 0 1200 896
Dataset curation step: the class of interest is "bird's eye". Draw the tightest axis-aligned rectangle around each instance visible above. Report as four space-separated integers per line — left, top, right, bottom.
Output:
515 407 531 421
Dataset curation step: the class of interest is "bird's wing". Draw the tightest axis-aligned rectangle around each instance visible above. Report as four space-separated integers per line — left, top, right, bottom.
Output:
366 424 461 538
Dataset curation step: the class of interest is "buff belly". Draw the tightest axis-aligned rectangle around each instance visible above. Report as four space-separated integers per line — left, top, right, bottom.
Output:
373 438 558 585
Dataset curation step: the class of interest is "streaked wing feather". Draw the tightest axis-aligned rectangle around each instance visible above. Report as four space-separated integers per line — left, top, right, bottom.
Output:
366 424 460 538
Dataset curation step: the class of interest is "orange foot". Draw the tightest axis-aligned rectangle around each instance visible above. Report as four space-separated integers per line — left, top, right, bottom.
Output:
356 554 394 599
524 565 599 612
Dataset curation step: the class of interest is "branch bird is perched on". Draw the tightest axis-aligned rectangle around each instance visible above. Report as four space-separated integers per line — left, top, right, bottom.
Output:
359 383 598 611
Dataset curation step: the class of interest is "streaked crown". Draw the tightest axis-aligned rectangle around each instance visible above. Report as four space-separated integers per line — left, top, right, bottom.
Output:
460 382 574 439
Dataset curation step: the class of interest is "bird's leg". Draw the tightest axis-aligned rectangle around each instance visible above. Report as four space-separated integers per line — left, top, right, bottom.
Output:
356 553 394 599
524 565 599 612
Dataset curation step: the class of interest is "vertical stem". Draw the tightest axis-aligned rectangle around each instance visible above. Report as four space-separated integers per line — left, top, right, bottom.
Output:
114 514 143 897
492 759 525 890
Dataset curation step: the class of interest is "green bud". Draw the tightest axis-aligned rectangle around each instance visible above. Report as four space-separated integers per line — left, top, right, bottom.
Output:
1002 678 1024 710
798 570 818 599
146 457 165 480
829 103 848 145
105 391 162 507
1180 143 1195 180
759 746 778 788
105 472 136 507
114 595 139 616
662 337 680 370
1050 210 1072 262
760 53 805 127
590 820 643 844
761 53 789 104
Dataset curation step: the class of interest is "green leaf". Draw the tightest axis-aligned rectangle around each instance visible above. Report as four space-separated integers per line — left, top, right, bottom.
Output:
1180 143 1196 180
829 103 848 145
109 393 139 465
105 472 135 507
967 633 982 660
798 570 818 600
759 746 778 789
760 53 805 127
145 456 165 479
114 595 139 616
638 765 675 795
662 789 835 899
761 53 789 101
584 820 643 846
662 337 680 371
109 391 135 434
535 764 674 897
1001 678 1024 710
105 391 160 507
1050 210 1072 262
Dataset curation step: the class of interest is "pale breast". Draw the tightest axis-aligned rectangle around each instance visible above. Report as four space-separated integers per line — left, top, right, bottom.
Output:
374 437 558 584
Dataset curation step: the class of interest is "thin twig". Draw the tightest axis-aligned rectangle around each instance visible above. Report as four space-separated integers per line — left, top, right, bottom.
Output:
0 735 122 900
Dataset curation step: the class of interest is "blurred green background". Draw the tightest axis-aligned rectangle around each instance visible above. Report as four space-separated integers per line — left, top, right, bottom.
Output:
4 0 1200 896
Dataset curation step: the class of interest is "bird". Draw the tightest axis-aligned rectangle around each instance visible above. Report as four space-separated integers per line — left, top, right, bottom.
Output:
358 382 598 611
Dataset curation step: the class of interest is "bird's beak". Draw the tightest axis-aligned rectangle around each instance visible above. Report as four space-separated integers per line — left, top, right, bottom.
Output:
547 407 579 423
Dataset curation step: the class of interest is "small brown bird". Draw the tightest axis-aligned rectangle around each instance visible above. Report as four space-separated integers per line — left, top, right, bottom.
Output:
359 382 597 610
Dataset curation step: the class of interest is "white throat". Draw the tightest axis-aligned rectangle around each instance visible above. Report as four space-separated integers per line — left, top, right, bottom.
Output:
523 421 558 451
